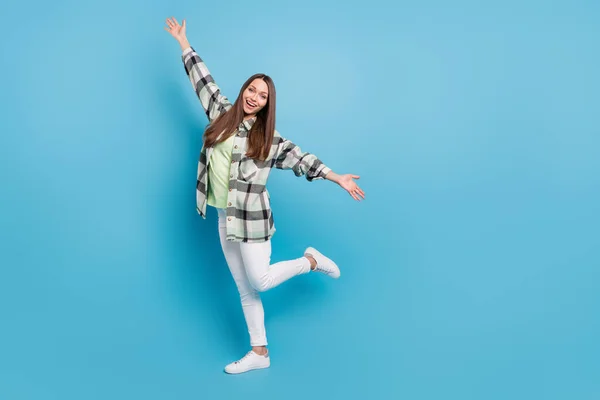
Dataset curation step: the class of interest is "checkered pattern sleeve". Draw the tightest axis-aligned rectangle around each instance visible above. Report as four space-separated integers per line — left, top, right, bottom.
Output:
181 47 232 122
273 134 332 181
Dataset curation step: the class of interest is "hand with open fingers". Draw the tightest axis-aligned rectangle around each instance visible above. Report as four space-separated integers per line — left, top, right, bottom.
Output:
338 174 365 201
164 17 187 41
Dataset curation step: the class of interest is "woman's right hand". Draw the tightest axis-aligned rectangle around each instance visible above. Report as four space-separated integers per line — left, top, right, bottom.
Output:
164 17 187 43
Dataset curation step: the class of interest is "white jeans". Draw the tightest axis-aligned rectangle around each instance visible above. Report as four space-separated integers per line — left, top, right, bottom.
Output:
217 208 311 346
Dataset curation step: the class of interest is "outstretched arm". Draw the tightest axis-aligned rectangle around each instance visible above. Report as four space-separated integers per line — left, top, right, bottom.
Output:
273 133 330 181
165 17 232 122
273 132 365 201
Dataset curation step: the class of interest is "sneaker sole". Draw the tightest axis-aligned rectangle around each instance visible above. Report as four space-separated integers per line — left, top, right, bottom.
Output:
224 364 270 374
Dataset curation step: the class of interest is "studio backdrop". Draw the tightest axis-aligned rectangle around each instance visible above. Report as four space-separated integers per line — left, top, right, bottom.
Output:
1 0 598 399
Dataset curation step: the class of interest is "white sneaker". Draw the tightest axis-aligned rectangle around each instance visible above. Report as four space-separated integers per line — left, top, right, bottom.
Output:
224 350 270 374
304 247 341 279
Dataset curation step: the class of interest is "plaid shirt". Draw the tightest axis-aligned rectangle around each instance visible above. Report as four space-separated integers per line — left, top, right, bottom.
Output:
182 47 331 243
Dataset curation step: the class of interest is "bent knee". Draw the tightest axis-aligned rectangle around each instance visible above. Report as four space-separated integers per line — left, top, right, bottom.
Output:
248 275 270 293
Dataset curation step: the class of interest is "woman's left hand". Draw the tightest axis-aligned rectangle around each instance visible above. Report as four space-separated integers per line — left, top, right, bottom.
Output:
338 174 365 201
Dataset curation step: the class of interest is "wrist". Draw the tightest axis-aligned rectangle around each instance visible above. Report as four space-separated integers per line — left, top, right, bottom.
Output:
326 171 340 184
178 38 191 51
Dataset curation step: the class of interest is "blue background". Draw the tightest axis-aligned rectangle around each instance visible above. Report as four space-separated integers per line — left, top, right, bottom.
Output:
1 0 599 398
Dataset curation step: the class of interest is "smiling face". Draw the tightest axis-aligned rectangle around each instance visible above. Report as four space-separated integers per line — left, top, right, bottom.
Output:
242 78 269 117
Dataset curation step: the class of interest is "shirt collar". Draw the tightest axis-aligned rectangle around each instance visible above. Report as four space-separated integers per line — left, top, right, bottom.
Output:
241 117 256 131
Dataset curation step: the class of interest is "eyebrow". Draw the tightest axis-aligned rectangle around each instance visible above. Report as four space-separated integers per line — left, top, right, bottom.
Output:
249 85 268 95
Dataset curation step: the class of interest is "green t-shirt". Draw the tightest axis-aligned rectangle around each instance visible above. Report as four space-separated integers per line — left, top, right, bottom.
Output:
206 134 235 209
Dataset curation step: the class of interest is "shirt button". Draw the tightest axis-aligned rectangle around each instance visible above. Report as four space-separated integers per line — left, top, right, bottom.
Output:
228 202 232 206
227 217 231 221
234 145 238 149
229 188 232 192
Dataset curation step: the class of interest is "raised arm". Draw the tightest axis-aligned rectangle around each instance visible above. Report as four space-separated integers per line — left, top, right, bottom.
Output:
181 47 232 122
165 17 231 122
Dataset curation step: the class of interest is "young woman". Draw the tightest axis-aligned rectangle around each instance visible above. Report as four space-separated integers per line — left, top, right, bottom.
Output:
164 17 365 374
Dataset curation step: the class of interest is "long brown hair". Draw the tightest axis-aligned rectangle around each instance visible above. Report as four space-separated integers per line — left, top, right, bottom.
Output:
203 74 276 161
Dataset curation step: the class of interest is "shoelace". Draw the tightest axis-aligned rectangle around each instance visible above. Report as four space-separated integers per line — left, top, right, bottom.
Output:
234 351 254 364
315 263 332 274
